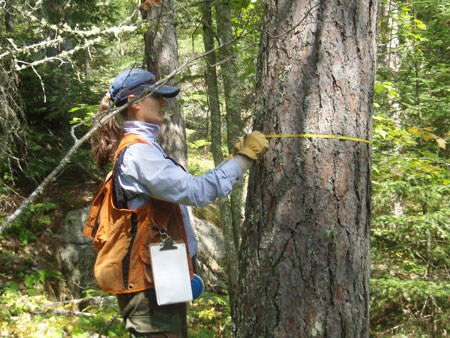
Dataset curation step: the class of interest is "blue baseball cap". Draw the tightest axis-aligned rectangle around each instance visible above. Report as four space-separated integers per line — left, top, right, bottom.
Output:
109 68 180 106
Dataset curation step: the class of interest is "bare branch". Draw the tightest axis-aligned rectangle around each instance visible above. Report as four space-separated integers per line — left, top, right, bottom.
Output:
10 2 138 38
0 37 64 60
1 1 140 69
14 37 102 71
30 65 46 102
0 25 137 63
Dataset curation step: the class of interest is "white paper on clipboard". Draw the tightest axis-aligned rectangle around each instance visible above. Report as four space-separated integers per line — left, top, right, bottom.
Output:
149 241 193 305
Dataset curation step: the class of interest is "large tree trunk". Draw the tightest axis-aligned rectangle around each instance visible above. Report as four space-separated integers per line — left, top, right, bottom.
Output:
235 1 378 337
142 0 187 166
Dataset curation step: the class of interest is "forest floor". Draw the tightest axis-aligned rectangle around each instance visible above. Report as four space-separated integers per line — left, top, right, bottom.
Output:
0 171 230 337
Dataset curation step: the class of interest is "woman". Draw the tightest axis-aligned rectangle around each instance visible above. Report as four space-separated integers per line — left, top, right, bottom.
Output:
87 68 268 337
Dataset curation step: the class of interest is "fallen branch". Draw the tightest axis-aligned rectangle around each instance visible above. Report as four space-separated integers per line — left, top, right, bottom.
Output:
45 296 117 309
8 295 119 319
38 308 98 318
29 306 121 322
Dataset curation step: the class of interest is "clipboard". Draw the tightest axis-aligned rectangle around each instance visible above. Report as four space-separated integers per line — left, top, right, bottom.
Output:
149 240 193 305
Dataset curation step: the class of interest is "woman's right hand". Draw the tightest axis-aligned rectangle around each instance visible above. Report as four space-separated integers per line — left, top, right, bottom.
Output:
234 131 269 161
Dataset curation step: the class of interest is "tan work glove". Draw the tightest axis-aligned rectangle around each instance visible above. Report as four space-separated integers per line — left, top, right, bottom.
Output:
235 131 269 161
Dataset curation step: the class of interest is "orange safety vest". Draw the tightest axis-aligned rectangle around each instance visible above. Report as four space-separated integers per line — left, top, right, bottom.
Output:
83 134 193 294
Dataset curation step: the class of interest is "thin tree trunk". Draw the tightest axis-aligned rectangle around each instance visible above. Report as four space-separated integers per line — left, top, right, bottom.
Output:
215 1 244 246
381 0 404 217
5 0 14 33
235 0 377 336
142 0 187 166
385 0 402 125
201 0 222 165
214 0 242 153
201 0 240 315
215 0 244 309
386 0 400 72
1 1 26 195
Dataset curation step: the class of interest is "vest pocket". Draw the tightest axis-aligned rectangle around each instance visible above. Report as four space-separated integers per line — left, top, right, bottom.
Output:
93 217 131 292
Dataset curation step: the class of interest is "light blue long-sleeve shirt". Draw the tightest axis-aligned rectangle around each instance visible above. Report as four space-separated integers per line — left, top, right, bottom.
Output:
117 120 244 256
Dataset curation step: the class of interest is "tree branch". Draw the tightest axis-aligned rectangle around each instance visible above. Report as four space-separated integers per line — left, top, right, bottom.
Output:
0 24 139 62
14 37 102 71
0 37 63 60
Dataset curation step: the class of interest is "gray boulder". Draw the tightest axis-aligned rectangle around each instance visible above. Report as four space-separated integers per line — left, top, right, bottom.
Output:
191 216 227 288
57 207 97 297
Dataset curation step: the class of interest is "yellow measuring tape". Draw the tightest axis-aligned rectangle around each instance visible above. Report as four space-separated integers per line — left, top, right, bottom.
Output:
265 133 372 144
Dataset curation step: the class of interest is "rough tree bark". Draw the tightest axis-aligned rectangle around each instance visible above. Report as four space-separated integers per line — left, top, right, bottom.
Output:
235 0 378 337
141 0 187 166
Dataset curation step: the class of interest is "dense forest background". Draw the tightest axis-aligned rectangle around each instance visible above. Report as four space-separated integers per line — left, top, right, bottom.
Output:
0 0 448 337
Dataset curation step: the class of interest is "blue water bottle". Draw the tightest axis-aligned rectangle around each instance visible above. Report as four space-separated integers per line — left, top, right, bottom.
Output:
191 274 204 300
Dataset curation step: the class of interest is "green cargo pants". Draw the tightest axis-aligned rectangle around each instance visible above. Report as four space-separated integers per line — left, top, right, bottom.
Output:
117 289 188 338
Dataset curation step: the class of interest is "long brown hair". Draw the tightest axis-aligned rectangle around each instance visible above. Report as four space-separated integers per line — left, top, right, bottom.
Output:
91 93 124 169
